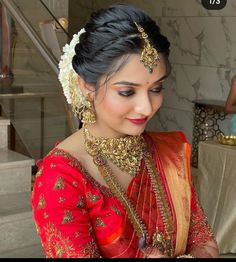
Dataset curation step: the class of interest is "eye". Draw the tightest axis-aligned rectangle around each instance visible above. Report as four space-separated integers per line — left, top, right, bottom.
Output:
118 90 135 97
151 85 164 93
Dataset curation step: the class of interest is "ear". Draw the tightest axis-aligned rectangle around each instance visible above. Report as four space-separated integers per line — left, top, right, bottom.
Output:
77 76 95 101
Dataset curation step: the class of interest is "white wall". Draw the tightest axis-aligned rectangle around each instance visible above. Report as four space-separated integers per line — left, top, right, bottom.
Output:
146 0 236 143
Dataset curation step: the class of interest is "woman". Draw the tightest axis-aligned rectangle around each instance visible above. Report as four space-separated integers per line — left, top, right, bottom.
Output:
31 4 219 258
225 75 236 134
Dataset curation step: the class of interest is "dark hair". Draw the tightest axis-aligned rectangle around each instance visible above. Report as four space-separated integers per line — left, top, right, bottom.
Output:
72 4 170 87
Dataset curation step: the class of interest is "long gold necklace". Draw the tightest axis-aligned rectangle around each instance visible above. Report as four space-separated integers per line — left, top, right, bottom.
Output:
83 125 174 257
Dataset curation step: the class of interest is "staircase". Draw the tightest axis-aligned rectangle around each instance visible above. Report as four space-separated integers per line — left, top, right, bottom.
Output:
0 117 44 258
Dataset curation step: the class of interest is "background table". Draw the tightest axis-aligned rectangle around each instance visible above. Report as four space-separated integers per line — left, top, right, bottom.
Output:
197 140 236 253
191 99 226 168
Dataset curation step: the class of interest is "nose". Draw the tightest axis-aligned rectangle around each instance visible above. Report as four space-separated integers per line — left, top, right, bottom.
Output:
134 93 153 117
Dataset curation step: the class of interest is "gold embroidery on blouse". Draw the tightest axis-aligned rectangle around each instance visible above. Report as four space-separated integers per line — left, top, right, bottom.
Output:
59 197 66 203
82 240 99 258
83 178 88 185
35 222 40 233
95 217 106 227
72 181 78 187
88 224 93 236
62 210 73 224
68 161 78 167
50 163 56 168
44 222 76 258
48 149 80 168
55 243 64 258
187 211 217 253
54 177 65 190
189 196 216 243
86 192 101 203
76 196 85 208
111 204 122 216
36 167 43 177
75 231 81 238
48 148 113 197
38 195 46 209
44 212 49 219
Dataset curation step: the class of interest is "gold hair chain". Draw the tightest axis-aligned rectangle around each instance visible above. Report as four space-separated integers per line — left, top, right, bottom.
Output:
134 22 160 73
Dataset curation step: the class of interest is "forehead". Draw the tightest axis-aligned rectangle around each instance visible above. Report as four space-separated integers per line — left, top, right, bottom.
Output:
107 53 167 85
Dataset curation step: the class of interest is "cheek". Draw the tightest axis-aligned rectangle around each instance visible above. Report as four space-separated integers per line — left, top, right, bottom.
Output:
95 94 130 117
152 93 164 111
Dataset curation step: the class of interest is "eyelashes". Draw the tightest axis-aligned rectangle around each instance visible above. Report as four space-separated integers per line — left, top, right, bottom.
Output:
118 90 135 97
151 85 164 93
118 85 164 97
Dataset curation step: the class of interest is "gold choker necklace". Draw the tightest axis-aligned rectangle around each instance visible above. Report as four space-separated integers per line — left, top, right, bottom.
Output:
83 125 145 177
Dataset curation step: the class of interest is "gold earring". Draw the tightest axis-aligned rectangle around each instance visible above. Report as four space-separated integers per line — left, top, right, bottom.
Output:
82 99 96 124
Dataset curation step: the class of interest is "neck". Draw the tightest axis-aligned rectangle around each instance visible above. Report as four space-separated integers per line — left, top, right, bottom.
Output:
84 122 129 139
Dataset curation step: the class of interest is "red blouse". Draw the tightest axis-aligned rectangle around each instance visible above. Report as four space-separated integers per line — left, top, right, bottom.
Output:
31 132 216 258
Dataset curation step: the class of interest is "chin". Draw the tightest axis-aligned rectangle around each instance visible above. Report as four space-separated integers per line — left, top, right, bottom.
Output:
125 127 146 136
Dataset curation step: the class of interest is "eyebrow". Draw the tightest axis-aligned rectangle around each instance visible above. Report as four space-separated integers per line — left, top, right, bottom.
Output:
113 74 168 86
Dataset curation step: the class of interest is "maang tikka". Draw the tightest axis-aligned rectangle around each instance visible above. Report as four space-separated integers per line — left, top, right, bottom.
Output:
134 22 160 73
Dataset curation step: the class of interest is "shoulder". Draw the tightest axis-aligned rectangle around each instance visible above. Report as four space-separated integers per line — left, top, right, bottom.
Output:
145 130 189 147
55 129 85 160
144 130 191 163
37 128 87 175
32 147 90 208
35 147 87 191
145 131 192 183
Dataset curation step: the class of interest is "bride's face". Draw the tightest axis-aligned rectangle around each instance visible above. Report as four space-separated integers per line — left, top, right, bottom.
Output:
90 53 168 138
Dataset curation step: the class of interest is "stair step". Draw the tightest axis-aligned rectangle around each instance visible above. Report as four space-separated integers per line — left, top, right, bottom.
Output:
0 148 34 168
0 191 31 217
0 192 40 253
0 117 10 126
0 243 44 258
0 117 10 149
0 149 34 195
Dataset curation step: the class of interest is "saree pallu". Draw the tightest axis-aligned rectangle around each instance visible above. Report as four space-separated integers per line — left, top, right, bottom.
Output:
97 131 192 257
31 131 215 258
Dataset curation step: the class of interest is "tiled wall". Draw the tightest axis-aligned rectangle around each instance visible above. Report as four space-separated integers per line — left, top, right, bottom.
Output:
69 0 236 144
146 0 236 143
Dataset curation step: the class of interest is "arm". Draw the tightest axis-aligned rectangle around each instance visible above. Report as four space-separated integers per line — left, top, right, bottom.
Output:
186 186 219 258
225 82 236 113
31 156 101 258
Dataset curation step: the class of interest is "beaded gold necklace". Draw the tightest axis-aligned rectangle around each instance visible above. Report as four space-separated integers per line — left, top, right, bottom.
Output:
83 125 174 257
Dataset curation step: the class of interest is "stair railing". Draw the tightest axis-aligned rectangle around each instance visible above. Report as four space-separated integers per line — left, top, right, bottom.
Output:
0 0 79 133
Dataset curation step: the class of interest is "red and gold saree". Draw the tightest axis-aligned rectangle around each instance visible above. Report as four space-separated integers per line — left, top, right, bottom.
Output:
31 131 215 258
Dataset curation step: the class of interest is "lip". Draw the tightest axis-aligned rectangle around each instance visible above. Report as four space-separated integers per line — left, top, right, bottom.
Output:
127 117 148 125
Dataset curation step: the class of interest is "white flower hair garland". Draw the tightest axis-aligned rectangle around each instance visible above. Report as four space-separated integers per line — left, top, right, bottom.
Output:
58 28 87 115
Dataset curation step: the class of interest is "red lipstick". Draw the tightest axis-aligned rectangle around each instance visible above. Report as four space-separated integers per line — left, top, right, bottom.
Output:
127 117 148 125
